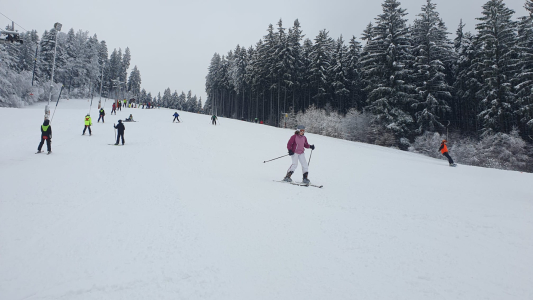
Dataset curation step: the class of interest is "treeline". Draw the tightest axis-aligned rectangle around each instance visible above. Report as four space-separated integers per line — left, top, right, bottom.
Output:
205 0 533 146
158 89 204 113
0 26 146 106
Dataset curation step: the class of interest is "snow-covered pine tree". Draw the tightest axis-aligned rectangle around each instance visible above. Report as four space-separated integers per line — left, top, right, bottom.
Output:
411 0 453 133
452 21 482 133
346 36 363 110
360 0 415 141
287 19 304 115
162 88 171 107
514 0 533 134
120 47 131 84
310 29 334 109
127 65 141 97
475 0 518 135
39 28 66 83
330 35 350 113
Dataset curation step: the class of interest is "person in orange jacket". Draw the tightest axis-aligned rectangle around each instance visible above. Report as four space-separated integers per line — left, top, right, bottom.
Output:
439 140 456 167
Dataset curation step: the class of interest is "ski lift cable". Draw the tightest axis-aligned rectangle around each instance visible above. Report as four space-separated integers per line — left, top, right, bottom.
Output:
0 11 29 32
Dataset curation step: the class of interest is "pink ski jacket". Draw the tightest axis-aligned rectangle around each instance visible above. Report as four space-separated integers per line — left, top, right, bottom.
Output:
287 133 310 154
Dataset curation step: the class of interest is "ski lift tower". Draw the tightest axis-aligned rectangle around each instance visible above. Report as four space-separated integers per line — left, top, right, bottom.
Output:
45 22 62 120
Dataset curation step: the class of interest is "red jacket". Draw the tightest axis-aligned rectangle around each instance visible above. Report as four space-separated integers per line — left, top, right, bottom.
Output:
439 143 448 154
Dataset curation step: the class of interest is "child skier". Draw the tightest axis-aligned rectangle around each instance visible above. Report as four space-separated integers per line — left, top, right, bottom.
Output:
439 139 457 167
114 120 125 145
36 119 52 154
173 112 180 122
98 108 105 123
211 115 218 125
111 102 117 115
83 114 92 135
283 125 315 184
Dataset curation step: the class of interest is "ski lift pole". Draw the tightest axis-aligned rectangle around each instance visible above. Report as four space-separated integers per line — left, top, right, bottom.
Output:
446 120 450 141
31 45 38 86
50 85 64 124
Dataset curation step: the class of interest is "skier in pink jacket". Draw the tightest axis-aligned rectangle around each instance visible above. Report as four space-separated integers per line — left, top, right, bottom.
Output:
283 125 315 184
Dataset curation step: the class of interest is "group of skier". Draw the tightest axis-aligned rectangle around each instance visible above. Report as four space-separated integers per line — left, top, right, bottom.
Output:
36 107 456 184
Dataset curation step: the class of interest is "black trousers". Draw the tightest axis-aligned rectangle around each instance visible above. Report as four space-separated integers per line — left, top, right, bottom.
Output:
173 116 180 122
83 125 92 134
443 152 454 164
212 120 216 125
116 132 125 145
38 137 51 151
98 115 104 122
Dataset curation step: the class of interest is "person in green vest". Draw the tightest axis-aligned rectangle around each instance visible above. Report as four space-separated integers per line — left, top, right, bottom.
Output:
83 114 92 135
211 115 218 125
98 108 105 123
36 119 52 154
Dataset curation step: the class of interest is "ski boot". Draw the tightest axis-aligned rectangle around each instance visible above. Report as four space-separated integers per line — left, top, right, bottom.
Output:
449 163 457 167
35 150 42 154
302 172 310 185
283 171 294 182
47 151 51 155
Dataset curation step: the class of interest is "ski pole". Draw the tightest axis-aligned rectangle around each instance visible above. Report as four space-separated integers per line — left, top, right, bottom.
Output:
308 149 313 166
263 154 289 163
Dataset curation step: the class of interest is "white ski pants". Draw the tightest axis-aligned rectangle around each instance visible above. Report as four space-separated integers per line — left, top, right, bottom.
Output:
288 153 308 173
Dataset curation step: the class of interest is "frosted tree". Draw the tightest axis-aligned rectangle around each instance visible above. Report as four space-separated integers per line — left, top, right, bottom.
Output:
330 36 350 113
360 0 415 140
287 19 304 112
120 47 131 83
127 65 141 97
346 36 363 110
475 0 518 135
39 28 66 82
411 0 453 133
515 0 533 133
310 29 334 108
452 21 482 132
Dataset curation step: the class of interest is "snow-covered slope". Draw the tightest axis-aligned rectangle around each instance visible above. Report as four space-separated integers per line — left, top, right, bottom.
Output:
1 99 532 300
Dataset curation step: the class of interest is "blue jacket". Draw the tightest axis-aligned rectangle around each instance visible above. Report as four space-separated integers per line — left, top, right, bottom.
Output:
173 113 179 117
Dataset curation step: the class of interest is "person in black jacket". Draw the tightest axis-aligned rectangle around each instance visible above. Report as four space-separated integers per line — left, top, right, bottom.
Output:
98 108 105 123
37 119 52 154
114 120 125 145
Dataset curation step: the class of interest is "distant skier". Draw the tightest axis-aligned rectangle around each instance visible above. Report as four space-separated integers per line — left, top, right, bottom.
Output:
114 120 125 145
36 119 52 154
117 100 122 111
83 114 92 135
255 117 258 124
173 112 180 122
98 108 105 123
124 114 134 122
283 125 315 184
211 115 218 125
111 102 117 115
439 139 456 167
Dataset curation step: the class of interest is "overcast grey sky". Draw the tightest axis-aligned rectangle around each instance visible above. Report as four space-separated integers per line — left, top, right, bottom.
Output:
5 0 526 101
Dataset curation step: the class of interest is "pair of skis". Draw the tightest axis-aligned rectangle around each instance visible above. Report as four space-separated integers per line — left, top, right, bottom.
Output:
274 180 323 188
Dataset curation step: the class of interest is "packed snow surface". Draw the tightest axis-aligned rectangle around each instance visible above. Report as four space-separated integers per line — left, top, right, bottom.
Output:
1 99 532 300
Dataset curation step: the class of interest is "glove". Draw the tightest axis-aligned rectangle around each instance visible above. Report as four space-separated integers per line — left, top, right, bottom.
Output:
288 150 294 156
310 145 315 150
